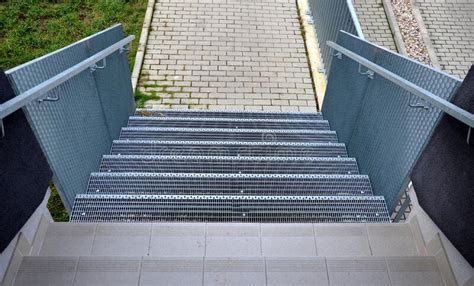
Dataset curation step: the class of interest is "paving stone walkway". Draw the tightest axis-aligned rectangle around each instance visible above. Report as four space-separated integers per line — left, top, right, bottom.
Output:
139 0 317 112
415 0 473 79
353 0 398 52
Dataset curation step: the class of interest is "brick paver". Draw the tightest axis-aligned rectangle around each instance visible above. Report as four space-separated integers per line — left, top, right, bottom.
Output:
139 0 317 112
353 0 398 52
415 0 473 79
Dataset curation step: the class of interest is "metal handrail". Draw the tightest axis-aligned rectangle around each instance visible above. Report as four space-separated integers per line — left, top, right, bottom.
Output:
0 35 135 120
327 41 474 129
345 0 364 39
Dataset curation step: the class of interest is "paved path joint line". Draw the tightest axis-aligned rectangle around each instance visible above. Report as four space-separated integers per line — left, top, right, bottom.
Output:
139 0 318 112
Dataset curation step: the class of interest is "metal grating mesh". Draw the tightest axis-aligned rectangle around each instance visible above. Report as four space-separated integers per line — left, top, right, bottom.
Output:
68 107 391 223
70 194 390 223
119 127 338 142
309 0 362 75
5 25 134 209
99 155 359 174
110 140 348 157
135 109 323 120
86 173 372 196
127 117 330 130
322 32 462 211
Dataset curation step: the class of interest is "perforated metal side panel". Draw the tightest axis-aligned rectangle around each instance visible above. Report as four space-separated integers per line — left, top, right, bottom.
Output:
71 194 390 223
6 25 134 209
322 32 462 211
309 0 362 74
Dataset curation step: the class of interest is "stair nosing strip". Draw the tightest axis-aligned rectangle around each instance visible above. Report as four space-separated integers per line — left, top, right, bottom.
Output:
101 154 357 162
112 140 346 147
75 193 387 200
121 127 336 134
88 172 369 179
135 108 322 116
128 116 326 123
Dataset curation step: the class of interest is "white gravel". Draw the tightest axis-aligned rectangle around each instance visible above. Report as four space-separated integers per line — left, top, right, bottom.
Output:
390 0 432 65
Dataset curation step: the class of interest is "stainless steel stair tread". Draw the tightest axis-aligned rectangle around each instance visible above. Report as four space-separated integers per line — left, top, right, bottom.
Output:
86 172 372 196
110 140 348 157
99 155 359 174
71 194 390 223
135 108 323 120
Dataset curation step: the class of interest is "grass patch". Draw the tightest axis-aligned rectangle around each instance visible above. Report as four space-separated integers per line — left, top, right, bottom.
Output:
0 0 148 220
0 0 147 70
47 183 69 222
135 89 162 108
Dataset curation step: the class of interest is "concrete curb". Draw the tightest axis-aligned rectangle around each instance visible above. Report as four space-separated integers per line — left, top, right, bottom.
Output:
131 0 156 93
297 0 326 110
410 0 441 69
382 0 408 55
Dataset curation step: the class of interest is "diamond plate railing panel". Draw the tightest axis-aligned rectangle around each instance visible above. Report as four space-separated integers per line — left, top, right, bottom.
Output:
322 31 462 212
99 155 359 174
71 194 390 223
110 140 349 157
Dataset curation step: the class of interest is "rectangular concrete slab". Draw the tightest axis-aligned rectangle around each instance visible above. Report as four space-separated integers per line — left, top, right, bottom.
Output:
326 257 391 285
261 224 317 257
205 223 261 257
14 256 78 286
266 257 328 286
73 256 141 286
140 257 203 286
204 257 265 286
367 224 418 256
39 223 96 256
91 223 151 256
150 223 205 257
386 256 444 286
314 224 371 256
408 216 427 255
31 215 50 255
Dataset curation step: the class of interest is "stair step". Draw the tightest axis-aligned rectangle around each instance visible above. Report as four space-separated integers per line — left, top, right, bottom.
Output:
110 140 348 157
119 127 338 142
127 116 330 130
135 108 323 120
13 256 444 286
71 194 389 223
36 222 421 258
99 155 359 174
86 173 372 196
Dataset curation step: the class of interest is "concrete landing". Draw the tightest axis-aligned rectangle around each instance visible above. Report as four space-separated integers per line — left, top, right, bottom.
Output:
35 223 421 258
11 255 445 286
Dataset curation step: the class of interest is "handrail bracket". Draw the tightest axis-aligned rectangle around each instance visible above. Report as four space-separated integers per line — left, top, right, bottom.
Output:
90 58 107 72
358 64 374 79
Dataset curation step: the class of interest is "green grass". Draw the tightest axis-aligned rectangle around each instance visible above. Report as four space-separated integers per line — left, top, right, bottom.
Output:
0 0 147 70
0 0 148 221
135 89 162 108
47 183 70 222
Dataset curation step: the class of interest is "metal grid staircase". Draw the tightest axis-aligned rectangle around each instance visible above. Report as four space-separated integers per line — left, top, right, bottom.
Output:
70 109 390 223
